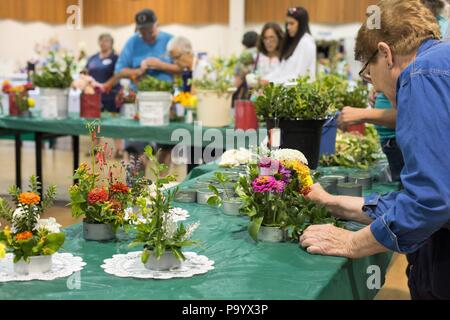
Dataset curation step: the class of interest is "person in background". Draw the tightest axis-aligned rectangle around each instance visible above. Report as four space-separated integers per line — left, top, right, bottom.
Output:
337 0 449 182
254 22 283 78
106 9 182 166
264 7 316 84
86 33 124 159
301 0 450 300
242 31 259 58
167 36 196 92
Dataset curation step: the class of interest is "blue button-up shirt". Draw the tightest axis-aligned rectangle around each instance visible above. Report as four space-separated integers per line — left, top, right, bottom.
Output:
363 39 450 253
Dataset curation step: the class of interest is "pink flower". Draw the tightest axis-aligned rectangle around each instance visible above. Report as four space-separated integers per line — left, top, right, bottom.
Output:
252 176 285 193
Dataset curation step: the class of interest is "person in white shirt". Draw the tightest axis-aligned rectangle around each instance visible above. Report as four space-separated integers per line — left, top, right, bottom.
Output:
264 7 316 84
254 22 283 78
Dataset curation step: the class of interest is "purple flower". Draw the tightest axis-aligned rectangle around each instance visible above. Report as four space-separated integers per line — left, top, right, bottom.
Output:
278 165 292 182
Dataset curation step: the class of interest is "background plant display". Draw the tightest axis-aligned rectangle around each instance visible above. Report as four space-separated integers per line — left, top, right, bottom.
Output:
137 76 173 92
69 121 132 229
192 56 237 94
0 176 64 263
32 51 75 89
130 146 200 264
320 125 382 169
2 81 36 112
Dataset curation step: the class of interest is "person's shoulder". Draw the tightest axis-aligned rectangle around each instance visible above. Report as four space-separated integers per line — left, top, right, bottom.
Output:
300 33 316 48
123 33 140 47
158 31 174 41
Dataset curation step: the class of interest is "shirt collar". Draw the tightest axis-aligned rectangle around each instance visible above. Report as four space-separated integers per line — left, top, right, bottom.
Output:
417 38 441 57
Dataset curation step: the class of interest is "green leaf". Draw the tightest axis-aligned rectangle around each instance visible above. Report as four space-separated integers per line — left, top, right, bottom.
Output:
43 233 65 253
248 217 263 242
141 248 150 264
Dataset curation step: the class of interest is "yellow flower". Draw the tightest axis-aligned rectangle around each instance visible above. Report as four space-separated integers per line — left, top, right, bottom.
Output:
28 98 35 108
4 226 11 239
0 242 6 259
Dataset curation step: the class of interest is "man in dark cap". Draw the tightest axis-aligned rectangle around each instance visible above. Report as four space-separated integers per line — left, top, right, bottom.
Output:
113 9 181 83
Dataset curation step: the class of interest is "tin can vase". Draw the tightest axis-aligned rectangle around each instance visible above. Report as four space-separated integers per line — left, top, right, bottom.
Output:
143 251 182 271
222 198 243 216
257 226 287 243
83 221 116 241
13 255 53 275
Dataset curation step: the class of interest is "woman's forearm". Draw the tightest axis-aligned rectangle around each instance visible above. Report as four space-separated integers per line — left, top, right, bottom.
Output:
324 195 373 225
362 108 397 129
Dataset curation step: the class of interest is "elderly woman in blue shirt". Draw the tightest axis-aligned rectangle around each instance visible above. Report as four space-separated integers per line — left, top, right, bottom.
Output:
300 0 450 300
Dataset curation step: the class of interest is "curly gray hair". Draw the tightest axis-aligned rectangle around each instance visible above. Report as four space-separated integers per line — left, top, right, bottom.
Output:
167 36 193 54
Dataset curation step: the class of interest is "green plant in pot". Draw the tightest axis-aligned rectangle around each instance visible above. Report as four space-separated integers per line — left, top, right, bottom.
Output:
207 172 243 216
129 146 200 271
32 51 75 119
256 76 336 169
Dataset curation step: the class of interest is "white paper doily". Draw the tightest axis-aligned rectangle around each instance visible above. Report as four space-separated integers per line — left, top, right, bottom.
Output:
0 253 86 282
101 251 214 280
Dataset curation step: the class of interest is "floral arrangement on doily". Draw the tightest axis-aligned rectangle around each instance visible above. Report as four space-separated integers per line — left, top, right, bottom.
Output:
69 121 133 230
0 176 64 263
236 148 319 241
128 146 200 264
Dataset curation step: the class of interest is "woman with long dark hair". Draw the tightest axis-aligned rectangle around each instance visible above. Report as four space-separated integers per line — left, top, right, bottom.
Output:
264 7 316 84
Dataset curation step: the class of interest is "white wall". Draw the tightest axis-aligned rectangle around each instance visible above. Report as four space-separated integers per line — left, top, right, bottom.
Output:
0 18 362 78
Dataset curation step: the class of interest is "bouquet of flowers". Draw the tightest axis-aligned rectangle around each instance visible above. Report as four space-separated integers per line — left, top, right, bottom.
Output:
173 92 197 110
32 51 75 89
115 88 137 108
69 121 132 231
130 146 200 266
0 176 64 263
2 80 36 114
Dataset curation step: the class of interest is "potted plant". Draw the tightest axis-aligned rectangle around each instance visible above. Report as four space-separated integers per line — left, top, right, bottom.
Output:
173 91 197 124
32 51 75 119
2 81 36 116
207 172 243 216
0 176 65 275
72 74 104 119
116 81 137 120
256 77 336 169
137 76 173 126
236 149 315 242
129 146 200 271
192 56 236 127
69 121 132 241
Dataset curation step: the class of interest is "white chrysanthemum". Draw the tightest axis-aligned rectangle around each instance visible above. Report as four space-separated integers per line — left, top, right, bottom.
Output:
183 222 200 241
12 207 26 221
34 217 61 234
272 149 308 165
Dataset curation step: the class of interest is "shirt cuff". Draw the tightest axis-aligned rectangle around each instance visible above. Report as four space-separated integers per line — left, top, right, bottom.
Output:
370 216 402 252
362 193 382 220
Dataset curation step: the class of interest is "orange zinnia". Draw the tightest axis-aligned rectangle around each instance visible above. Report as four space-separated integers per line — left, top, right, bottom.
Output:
18 192 41 205
16 231 33 241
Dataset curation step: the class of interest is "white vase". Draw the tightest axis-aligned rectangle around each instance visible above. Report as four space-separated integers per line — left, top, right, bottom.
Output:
137 91 172 126
13 255 53 275
257 226 286 243
143 251 182 271
121 103 137 119
39 88 69 119
196 90 232 127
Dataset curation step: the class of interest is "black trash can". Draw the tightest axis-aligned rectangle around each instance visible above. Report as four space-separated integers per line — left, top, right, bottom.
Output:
266 118 326 169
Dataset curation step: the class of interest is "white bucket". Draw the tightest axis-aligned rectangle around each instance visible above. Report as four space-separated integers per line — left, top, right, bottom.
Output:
1 93 9 115
40 88 69 119
196 90 232 127
137 91 172 126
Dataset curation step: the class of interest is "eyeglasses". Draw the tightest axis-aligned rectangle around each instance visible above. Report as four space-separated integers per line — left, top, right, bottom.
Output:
358 49 378 83
263 36 277 43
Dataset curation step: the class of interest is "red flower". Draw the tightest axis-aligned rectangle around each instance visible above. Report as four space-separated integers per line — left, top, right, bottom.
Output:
88 188 109 205
110 199 123 212
110 182 129 194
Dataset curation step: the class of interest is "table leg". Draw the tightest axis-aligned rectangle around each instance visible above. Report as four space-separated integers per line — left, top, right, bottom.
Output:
14 132 22 189
35 132 43 198
72 135 80 184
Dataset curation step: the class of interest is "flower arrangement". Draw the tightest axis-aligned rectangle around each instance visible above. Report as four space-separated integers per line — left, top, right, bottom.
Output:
71 74 103 95
2 80 36 113
130 146 200 265
236 148 331 241
192 56 236 95
69 121 132 230
115 88 137 107
122 154 152 207
32 51 75 89
0 176 64 263
173 92 197 109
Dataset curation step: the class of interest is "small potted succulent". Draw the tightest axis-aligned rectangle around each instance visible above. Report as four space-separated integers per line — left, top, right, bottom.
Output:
207 172 243 216
129 146 200 271
0 176 64 275
69 121 132 241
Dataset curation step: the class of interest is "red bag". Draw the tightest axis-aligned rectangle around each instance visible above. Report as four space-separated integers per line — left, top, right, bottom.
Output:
9 92 19 116
80 93 101 118
234 100 258 130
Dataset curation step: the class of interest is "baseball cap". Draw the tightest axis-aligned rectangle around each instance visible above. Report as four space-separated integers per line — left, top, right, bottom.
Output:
135 9 157 29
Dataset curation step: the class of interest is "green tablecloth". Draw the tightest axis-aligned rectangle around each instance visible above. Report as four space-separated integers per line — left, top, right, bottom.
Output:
0 171 396 300
0 114 267 148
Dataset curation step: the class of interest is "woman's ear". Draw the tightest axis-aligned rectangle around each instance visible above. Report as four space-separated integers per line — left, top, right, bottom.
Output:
378 42 394 69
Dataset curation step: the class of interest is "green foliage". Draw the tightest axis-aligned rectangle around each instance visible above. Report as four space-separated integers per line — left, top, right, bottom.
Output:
255 77 335 120
320 125 382 169
130 146 200 263
138 76 173 92
192 56 236 94
32 51 74 88
206 172 237 207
